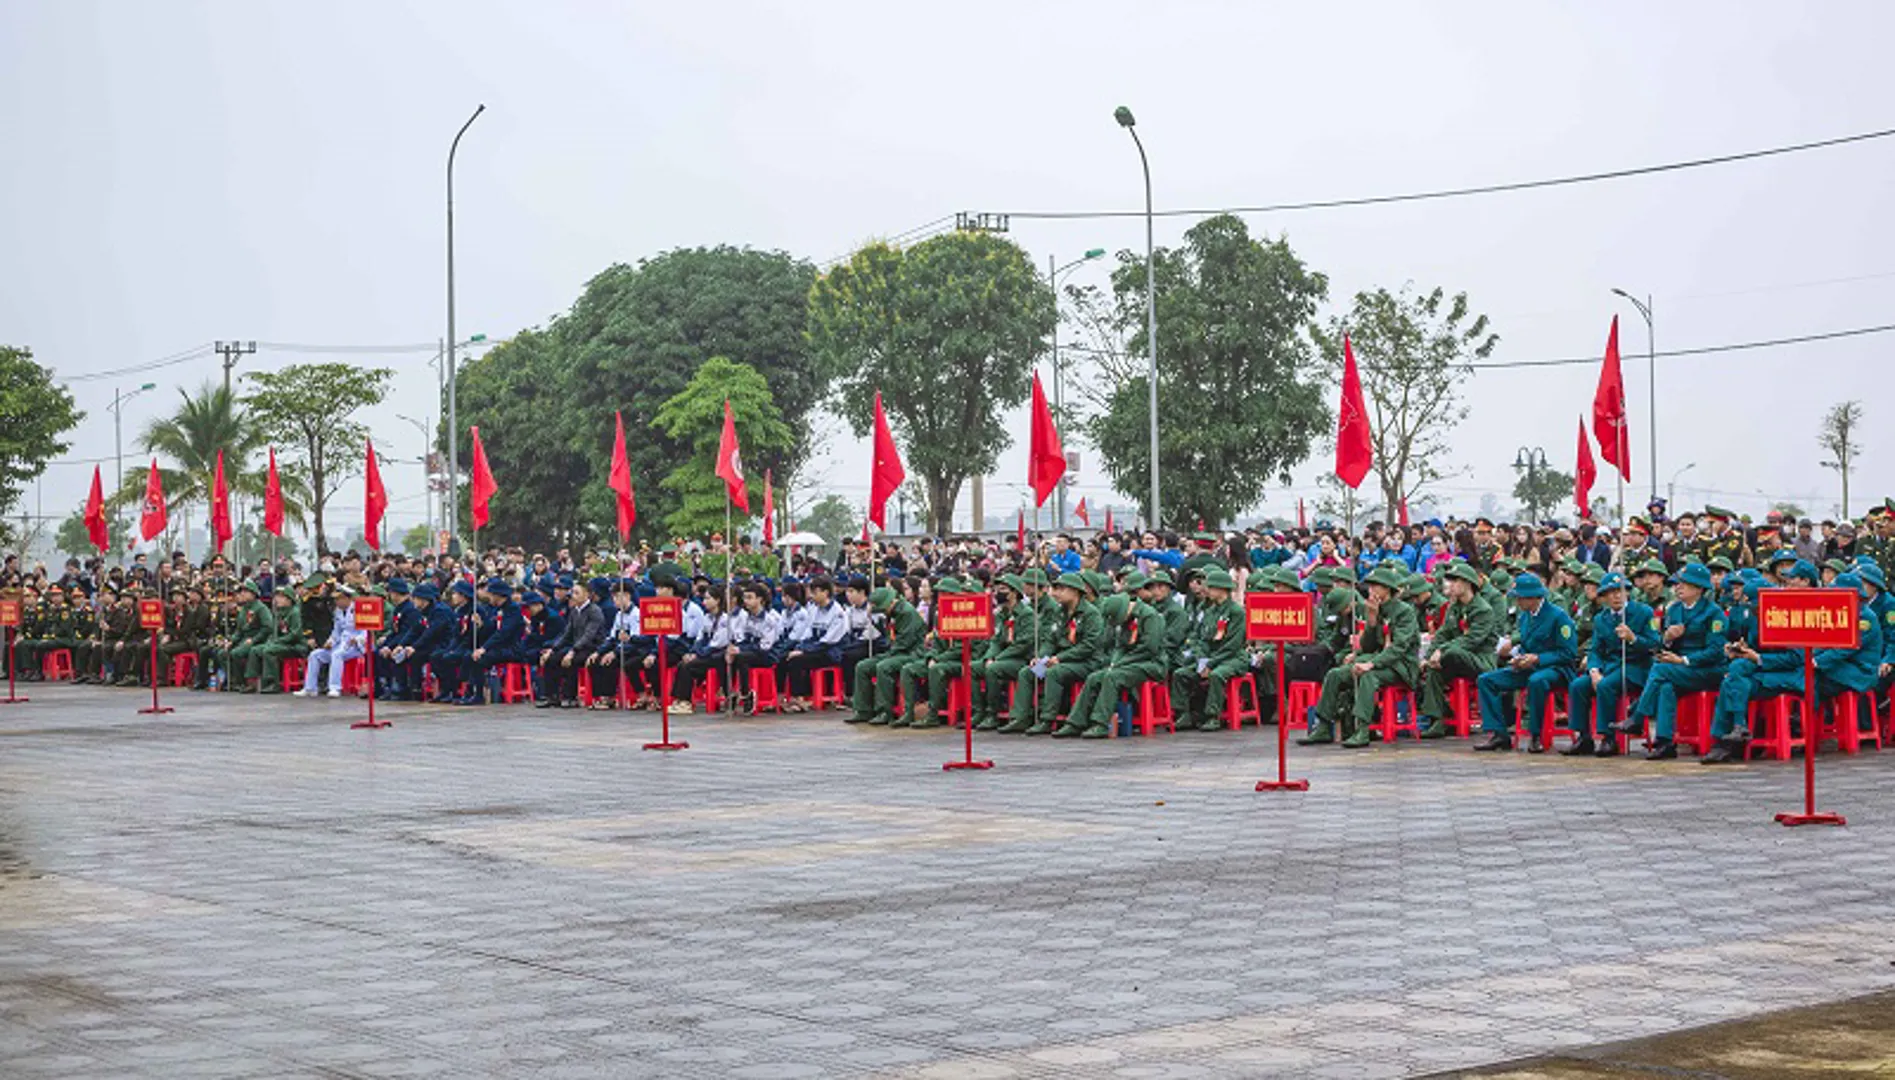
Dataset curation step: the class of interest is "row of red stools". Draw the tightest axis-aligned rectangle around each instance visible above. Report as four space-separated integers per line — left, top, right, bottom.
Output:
29 650 374 696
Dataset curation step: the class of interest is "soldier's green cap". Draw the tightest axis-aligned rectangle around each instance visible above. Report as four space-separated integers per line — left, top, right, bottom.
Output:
1098 593 1130 625
1121 571 1150 591
1148 569 1175 587
1581 563 1606 584
649 561 687 588
868 586 897 609
1192 530 1218 543
936 577 964 594
1272 568 1304 591
1401 574 1432 599
1825 558 1852 573
1053 572 1088 592
301 571 329 588
1704 504 1737 521
1363 564 1407 591
236 579 259 594
1443 561 1484 586
1329 565 1356 584
1201 567 1237 592
1634 558 1668 577
1082 570 1112 595
1560 557 1584 573
997 574 1024 595
1309 567 1332 586
1020 568 1050 588
1706 555 1735 572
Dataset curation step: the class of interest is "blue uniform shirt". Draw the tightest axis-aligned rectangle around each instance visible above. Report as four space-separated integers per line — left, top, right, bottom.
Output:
1662 597 1728 672
1514 599 1579 672
1586 599 1659 680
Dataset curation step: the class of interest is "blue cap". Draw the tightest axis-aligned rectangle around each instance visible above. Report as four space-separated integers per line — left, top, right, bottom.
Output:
1789 560 1819 586
414 583 439 601
1858 562 1887 591
488 579 513 597
587 576 612 597
387 578 411 594
1767 548 1797 567
1835 571 1864 595
556 574 575 590
451 580 476 598
1507 573 1547 600
1596 572 1627 594
1671 563 1714 591
523 590 547 606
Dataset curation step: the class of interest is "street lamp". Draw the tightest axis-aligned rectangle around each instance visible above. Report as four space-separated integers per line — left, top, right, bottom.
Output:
1048 247 1105 529
1610 288 1657 505
1668 462 1696 511
397 413 434 549
1512 446 1549 522
109 383 157 561
446 103 485 554
1115 105 1159 530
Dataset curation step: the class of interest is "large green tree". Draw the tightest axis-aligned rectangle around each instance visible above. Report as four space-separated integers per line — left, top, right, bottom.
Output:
449 328 586 545
0 346 83 526
796 494 857 551
116 383 298 543
1314 286 1497 524
652 357 795 539
243 363 391 553
1088 215 1329 528
1512 465 1577 524
808 231 1053 538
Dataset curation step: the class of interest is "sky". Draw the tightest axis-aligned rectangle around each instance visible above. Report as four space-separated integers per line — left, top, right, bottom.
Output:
6 0 1895 549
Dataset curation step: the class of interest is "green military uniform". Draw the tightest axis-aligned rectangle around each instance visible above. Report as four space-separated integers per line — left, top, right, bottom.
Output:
245 595 307 693
1060 592 1168 738
1308 564 1421 748
1699 507 1747 568
159 594 210 686
1318 567 1360 659
1006 573 1105 735
222 582 272 691
1632 558 1669 609
849 589 925 724
11 592 47 681
71 593 103 684
973 577 1034 731
1416 562 1502 737
1168 567 1248 732
99 594 135 684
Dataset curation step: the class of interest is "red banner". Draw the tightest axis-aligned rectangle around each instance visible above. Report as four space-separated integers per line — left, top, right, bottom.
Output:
137 598 165 630
1757 588 1860 651
1245 592 1316 643
640 596 683 637
0 598 19 627
935 593 993 639
353 596 386 632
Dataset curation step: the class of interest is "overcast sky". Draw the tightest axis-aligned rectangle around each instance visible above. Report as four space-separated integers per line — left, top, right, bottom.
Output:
6 1 1893 544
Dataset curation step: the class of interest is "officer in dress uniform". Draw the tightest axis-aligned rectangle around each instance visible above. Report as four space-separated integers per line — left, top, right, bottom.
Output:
1475 574 1579 752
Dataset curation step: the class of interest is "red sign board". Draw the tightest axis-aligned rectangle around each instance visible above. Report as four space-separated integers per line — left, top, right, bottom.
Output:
138 598 165 629
935 593 994 639
1245 591 1316 643
353 596 386 632
640 596 683 637
0 598 19 627
1757 588 1860 651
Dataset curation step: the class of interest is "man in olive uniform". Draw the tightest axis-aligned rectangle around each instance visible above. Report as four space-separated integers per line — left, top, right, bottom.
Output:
1169 567 1248 732
161 586 211 686
72 588 105 684
1417 562 1502 738
1857 500 1895 580
849 586 924 725
1700 507 1748 568
101 589 137 685
11 588 45 681
901 577 965 729
1632 558 1669 609
1008 572 1105 736
972 577 1031 731
1305 564 1421 749
222 581 273 691
246 587 306 693
1059 590 1167 739
1318 566 1360 661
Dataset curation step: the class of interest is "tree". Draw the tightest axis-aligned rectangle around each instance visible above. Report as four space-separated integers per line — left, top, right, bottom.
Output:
797 494 857 551
1771 502 1806 521
451 328 586 545
0 346 83 524
1315 286 1497 524
399 523 432 555
243 363 391 553
115 383 297 551
808 230 1054 538
1512 466 1576 524
651 357 796 538
1087 215 1330 527
1818 400 1863 519
55 508 94 560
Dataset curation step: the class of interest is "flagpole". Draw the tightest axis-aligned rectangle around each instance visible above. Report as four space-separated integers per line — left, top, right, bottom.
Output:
725 497 734 720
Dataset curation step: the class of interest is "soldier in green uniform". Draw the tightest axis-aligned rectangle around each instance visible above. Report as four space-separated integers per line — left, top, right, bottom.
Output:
1857 501 1895 580
848 586 925 725
12 587 46 681
1570 563 1604 656
1059 590 1167 739
1632 558 1669 609
1146 571 1190 669
72 588 103 684
246 587 307 694
1470 518 1503 572
223 581 272 692
1009 572 1104 736
1168 567 1248 732
1699 506 1748 568
901 577 964 729
1318 566 1360 661
1416 562 1501 738
972 576 1031 731
160 585 210 686
1304 564 1421 748
99 589 135 685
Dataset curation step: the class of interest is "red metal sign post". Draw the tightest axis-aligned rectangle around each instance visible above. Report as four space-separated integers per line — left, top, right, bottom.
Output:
136 598 172 715
0 598 24 705
936 593 994 771
1758 588 1857 827
640 596 688 751
350 597 390 730
1247 591 1314 793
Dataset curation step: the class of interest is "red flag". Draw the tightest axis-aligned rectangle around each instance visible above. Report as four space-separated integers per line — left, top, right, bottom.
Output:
138 460 167 542
1335 335 1373 489
1016 509 1026 553
861 513 871 544
1575 417 1597 519
609 411 636 541
715 400 749 512
1398 499 1410 528
1297 498 1307 530
364 439 387 551
868 392 905 530
1027 372 1065 508
84 465 109 552
263 447 285 537
1592 316 1630 480
762 470 776 546
209 449 233 552
469 425 498 531
1073 497 1090 527
1105 506 1115 534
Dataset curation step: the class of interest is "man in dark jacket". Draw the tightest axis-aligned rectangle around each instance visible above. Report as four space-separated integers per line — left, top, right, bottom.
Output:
538 576 608 708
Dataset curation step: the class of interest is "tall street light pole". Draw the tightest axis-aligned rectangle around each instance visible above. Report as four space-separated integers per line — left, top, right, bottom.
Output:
446 103 485 555
110 383 157 562
1115 106 1159 530
397 413 433 551
1611 289 1657 505
1512 446 1548 523
1668 462 1696 510
1048 248 1105 530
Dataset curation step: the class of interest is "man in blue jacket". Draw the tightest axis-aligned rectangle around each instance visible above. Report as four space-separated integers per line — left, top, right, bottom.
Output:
1475 573 1579 753
1564 573 1658 757
1702 578 1801 764
1613 562 1727 760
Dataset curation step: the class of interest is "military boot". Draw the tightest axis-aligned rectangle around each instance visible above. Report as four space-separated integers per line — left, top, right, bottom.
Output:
1297 722 1335 745
996 717 1034 734
1340 725 1372 749
1417 719 1450 739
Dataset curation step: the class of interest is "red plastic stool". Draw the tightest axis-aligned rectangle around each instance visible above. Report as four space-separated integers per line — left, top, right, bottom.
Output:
1513 685 1574 751
1818 691 1883 754
1284 680 1320 732
42 648 74 681
810 667 845 710
576 665 597 707
942 676 970 728
1673 690 1718 755
168 651 197 688
500 663 534 704
693 668 724 713
1746 694 1804 761
1589 695 1634 753
1376 685 1419 741
340 657 366 696
1446 678 1480 737
747 667 781 714
1222 673 1262 729
279 657 306 692
1135 681 1175 735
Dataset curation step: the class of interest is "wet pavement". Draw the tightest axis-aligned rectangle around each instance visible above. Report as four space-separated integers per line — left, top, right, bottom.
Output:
2 684 1893 1078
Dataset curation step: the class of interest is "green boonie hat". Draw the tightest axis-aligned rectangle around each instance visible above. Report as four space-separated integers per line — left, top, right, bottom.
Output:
997 574 1024 594
1363 564 1407 591
1098 593 1130 625
301 571 330 588
236 579 259 594
1054 572 1088 592
1706 555 1734 572
1121 571 1150 591
1148 569 1174 587
1581 564 1605 584
1020 568 1050 588
936 577 964 594
1825 558 1852 573
868 586 897 609
1309 567 1332 586
1329 565 1357 584
1635 558 1668 577
1192 530 1218 543
1443 561 1484 586
1273 568 1304 591
1201 567 1237 591
649 561 687 588
1083 570 1112 595
1704 505 1737 521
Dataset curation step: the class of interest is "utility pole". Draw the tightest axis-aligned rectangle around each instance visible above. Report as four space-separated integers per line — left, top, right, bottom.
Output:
213 341 255 395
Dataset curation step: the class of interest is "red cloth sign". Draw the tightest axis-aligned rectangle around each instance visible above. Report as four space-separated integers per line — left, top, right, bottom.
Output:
1757 588 1860 651
138 599 165 630
1245 592 1316 643
353 596 386 632
934 593 994 639
639 596 683 637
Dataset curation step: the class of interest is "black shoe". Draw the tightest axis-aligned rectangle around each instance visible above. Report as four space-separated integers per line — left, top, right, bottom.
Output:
559 700 580 709
534 699 557 709
1472 732 1510 752
1593 738 1620 758
1559 737 1596 757
1644 739 1677 761
1526 741 1546 755
1608 716 1643 735
1700 743 1737 765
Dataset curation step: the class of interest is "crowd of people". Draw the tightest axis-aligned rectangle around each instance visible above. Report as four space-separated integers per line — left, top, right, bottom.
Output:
4 493 1893 766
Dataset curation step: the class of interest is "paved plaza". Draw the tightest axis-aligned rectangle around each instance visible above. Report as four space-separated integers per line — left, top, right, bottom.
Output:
2 685 1894 1078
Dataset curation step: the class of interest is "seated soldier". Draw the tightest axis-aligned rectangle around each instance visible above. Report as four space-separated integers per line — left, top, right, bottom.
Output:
1703 577 1799 764
1612 562 1728 760
1304 564 1419 749
1475 573 1579 753
1416 562 1501 739
1565 573 1658 757
1059 588 1167 739
1010 572 1104 736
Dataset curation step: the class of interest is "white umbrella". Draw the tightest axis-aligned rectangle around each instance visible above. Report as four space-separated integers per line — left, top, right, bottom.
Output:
774 531 827 547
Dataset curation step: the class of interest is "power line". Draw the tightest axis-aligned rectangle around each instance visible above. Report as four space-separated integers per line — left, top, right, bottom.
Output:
995 124 1895 221
56 344 215 384
819 214 957 269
